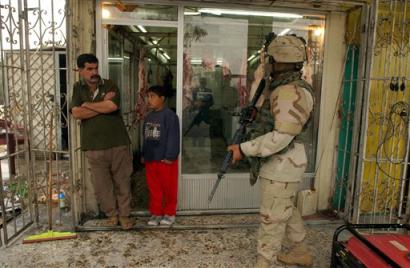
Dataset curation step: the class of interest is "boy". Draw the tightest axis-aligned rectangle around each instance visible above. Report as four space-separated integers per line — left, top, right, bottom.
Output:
142 85 180 225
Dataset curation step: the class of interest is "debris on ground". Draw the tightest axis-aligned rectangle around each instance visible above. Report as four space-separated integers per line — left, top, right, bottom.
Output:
0 214 340 268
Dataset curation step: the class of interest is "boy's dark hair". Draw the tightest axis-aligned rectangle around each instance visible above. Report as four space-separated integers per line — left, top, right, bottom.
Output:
147 85 170 98
77 54 98 68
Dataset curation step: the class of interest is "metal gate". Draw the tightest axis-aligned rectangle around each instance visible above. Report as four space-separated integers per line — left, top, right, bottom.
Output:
0 0 69 246
344 0 410 224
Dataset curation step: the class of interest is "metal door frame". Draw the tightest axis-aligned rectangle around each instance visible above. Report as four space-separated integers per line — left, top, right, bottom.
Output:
0 0 70 246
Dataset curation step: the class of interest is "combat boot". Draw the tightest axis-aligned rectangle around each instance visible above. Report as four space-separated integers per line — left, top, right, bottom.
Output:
255 255 271 268
277 244 313 267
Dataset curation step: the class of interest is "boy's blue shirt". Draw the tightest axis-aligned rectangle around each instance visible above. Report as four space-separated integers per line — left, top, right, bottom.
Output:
142 107 180 161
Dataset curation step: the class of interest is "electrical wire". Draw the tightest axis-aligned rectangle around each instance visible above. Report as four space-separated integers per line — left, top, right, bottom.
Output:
375 101 410 180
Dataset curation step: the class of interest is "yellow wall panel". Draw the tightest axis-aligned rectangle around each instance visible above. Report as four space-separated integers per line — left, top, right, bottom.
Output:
359 2 410 214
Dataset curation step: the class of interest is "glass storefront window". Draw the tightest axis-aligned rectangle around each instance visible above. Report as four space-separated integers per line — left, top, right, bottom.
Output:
102 3 178 21
182 7 325 174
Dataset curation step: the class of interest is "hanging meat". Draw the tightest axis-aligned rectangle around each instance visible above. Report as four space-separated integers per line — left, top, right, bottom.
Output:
182 52 193 110
237 52 249 107
135 48 148 122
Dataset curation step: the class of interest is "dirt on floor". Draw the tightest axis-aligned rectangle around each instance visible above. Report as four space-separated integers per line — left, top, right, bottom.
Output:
0 214 342 268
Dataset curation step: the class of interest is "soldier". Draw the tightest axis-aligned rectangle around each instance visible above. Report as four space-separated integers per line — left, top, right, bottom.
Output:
228 34 314 267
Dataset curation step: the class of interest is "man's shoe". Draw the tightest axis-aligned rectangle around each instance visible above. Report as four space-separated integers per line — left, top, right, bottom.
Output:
103 215 118 227
119 216 135 230
255 255 271 268
277 244 313 267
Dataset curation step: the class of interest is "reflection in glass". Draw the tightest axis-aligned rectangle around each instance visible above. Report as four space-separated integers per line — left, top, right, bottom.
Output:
182 7 325 175
182 14 250 174
102 4 178 21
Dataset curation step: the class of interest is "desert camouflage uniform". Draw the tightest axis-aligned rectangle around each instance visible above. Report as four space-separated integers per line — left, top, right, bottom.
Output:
240 71 314 262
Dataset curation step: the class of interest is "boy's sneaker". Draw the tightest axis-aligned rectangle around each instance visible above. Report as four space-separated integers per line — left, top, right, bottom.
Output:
160 215 175 225
147 215 162 226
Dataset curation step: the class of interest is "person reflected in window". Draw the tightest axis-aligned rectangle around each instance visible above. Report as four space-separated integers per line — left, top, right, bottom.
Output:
142 85 180 226
184 77 214 136
221 76 239 112
193 77 214 121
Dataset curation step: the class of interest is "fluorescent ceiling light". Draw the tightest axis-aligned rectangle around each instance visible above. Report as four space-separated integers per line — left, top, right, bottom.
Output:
184 11 200 16
159 54 168 64
163 53 171 60
247 54 256 62
278 28 291 36
137 25 147 33
108 57 123 62
190 59 202 64
129 25 139 32
198 8 302 18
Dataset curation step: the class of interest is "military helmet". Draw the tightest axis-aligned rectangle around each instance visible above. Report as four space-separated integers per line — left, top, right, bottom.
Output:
266 35 306 63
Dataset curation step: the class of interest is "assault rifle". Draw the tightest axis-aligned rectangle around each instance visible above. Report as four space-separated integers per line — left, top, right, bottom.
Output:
208 78 266 202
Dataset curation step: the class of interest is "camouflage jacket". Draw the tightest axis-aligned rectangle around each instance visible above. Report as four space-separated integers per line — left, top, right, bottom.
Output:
241 71 314 185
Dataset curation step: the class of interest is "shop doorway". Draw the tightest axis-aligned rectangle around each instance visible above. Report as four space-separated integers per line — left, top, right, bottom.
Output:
98 3 325 212
103 23 177 210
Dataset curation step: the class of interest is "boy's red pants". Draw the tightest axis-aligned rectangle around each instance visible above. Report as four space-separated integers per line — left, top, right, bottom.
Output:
145 160 178 216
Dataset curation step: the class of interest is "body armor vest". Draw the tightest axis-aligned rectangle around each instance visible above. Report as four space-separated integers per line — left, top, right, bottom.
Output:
245 71 314 185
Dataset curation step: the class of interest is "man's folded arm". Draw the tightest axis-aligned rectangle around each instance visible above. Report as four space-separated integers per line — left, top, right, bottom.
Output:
71 106 99 119
71 90 118 120
82 100 118 114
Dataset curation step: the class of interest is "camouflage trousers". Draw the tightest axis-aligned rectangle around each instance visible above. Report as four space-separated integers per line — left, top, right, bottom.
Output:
257 177 306 261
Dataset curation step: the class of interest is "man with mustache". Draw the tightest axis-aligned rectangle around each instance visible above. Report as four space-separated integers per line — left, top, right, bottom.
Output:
70 54 134 230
